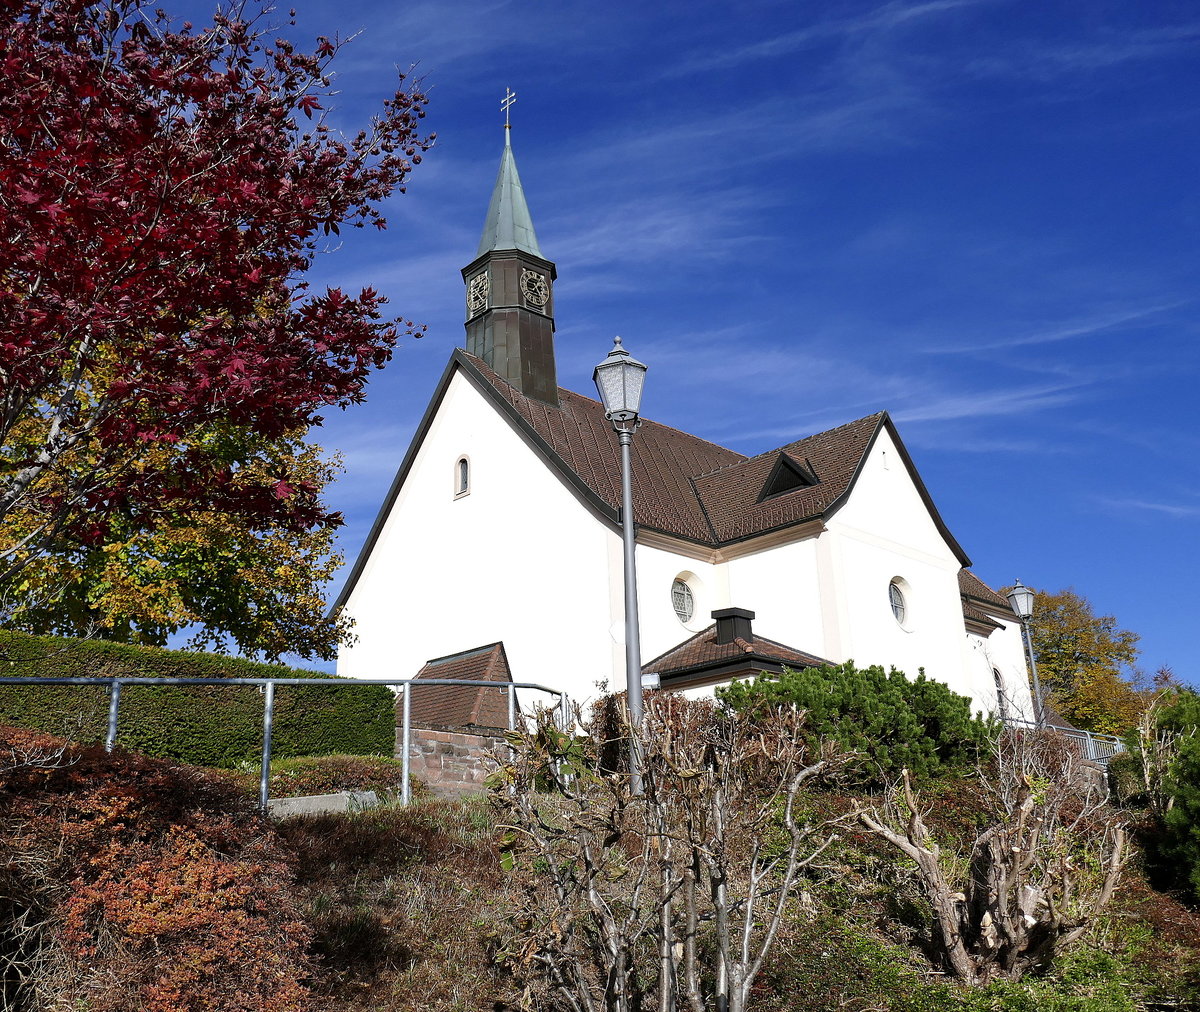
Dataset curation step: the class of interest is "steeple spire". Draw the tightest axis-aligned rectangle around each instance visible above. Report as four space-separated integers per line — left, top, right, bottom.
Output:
476 126 544 258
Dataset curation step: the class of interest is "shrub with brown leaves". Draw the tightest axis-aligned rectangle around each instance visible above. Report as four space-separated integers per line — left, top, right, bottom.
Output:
0 726 311 1012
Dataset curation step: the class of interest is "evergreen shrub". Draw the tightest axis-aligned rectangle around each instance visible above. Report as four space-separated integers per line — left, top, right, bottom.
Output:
1132 688 1200 898
718 659 995 784
0 630 394 767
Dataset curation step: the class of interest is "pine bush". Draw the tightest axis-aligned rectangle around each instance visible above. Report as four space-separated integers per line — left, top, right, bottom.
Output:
1150 689 1200 898
718 659 995 784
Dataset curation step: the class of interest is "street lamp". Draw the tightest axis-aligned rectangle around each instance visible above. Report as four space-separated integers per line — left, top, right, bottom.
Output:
1007 579 1045 727
594 336 648 791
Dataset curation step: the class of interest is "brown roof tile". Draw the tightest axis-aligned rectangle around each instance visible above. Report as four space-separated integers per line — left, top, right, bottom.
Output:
643 625 828 680
958 571 1016 616
691 416 883 542
404 642 514 731
462 352 895 547
468 353 742 543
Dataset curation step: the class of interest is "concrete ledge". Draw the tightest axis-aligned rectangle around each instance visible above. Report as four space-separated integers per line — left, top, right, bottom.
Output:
266 790 380 818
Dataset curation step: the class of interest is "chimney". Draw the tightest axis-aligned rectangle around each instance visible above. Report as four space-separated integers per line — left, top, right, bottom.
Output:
712 607 755 645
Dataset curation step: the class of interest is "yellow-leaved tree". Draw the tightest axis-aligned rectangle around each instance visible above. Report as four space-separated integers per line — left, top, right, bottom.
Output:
1023 586 1145 735
3 424 350 663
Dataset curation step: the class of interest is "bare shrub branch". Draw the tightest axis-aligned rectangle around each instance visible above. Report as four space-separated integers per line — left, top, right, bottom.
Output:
858 730 1126 986
490 696 845 1012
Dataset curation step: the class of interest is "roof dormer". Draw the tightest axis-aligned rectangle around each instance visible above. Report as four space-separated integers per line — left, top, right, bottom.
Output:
758 452 819 502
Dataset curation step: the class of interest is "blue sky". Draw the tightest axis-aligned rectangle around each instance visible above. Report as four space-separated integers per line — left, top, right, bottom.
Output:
185 0 1198 680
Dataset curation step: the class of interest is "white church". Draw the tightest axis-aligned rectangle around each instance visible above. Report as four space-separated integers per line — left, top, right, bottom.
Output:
334 128 1036 723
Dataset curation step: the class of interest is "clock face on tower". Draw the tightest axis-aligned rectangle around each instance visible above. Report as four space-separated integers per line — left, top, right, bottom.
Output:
466 273 490 316
520 269 550 309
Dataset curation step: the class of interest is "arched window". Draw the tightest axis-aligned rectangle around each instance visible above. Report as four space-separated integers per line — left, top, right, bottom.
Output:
993 668 1009 721
455 457 470 497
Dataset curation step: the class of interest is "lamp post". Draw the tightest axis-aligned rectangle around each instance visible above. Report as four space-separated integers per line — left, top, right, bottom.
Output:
594 336 648 792
1007 580 1045 728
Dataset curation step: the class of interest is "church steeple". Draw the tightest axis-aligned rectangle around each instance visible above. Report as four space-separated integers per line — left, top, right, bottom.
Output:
462 115 559 406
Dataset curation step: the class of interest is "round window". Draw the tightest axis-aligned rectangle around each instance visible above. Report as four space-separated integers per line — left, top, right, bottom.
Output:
671 578 695 623
889 581 907 625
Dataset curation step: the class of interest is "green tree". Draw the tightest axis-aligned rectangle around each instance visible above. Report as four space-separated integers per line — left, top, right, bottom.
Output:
718 659 995 784
1023 587 1143 734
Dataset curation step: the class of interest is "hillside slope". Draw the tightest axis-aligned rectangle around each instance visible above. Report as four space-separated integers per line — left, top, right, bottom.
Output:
2 725 1197 1012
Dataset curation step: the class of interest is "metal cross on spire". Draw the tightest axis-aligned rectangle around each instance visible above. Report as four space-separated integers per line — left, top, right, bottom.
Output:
501 87 517 130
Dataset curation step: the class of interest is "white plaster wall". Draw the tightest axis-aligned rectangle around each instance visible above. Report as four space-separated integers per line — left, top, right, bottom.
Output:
338 371 618 705
633 544 727 675
963 620 1037 722
630 536 825 676
724 539 825 655
823 428 988 708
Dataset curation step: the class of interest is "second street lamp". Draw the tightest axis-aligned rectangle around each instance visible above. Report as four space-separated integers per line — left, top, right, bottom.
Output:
593 336 648 791
1007 579 1046 728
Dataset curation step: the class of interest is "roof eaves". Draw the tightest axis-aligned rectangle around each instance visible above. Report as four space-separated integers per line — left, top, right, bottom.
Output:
880 414 972 568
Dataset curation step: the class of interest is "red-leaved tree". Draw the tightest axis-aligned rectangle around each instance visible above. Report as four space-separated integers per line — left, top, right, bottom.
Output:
0 0 432 610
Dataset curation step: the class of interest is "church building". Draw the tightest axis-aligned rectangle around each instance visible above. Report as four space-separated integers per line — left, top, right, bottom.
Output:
334 127 1036 722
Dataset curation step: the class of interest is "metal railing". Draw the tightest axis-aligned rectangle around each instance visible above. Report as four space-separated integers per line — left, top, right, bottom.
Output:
0 675 567 811
1004 717 1126 765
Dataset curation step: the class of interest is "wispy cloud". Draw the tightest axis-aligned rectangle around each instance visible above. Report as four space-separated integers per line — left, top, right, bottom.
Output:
890 381 1085 423
966 23 1200 82
923 301 1187 354
1097 497 1200 520
663 0 983 79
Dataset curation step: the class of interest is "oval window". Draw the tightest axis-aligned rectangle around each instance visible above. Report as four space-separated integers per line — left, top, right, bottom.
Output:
671 578 695 624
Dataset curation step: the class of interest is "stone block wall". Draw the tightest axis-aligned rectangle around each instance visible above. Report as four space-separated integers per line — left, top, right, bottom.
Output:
400 725 506 795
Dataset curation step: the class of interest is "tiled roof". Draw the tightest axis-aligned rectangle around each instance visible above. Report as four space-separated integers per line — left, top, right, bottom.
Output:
404 643 514 731
644 625 828 680
958 571 1016 616
461 352 939 549
691 417 883 542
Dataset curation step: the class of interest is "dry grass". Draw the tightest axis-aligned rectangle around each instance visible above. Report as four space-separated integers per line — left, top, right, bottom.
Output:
277 797 525 1012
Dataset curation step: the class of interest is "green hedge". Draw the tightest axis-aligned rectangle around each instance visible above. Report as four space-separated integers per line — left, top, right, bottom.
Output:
0 630 395 767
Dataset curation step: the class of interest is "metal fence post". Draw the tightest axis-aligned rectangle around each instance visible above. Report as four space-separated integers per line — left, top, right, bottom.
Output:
401 682 412 806
259 681 276 813
105 680 122 752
